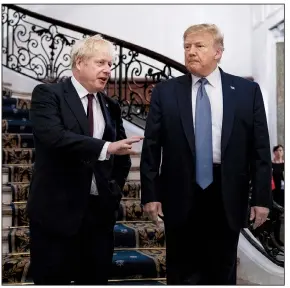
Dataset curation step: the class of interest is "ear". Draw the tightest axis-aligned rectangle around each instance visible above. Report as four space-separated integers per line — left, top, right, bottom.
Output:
214 46 223 61
75 57 82 71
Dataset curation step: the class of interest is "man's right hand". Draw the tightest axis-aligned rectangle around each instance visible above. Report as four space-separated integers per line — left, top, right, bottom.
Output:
108 136 144 155
143 202 163 226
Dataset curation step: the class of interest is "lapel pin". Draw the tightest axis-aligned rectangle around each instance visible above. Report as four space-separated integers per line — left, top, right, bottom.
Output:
230 86 235 90
105 103 108 107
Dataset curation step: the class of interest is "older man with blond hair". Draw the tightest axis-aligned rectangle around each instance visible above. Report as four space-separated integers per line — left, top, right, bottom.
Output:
141 24 272 284
28 34 143 285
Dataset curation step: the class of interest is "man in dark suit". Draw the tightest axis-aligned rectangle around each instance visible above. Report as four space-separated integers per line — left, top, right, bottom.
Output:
27 34 143 285
140 24 272 285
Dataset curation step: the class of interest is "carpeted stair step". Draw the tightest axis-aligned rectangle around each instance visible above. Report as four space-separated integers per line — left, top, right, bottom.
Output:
2 223 165 253
110 279 166 285
2 165 33 183
2 97 31 109
2 184 30 203
111 249 166 279
2 107 29 120
1 279 166 286
3 149 35 164
3 167 9 185
130 154 141 167
119 199 148 221
2 181 140 203
2 149 138 167
3 86 13 98
1 253 247 285
2 163 140 184
122 181 141 199
2 249 166 284
2 120 32 134
2 199 148 227
2 134 35 149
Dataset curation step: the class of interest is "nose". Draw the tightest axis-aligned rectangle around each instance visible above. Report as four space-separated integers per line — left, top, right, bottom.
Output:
105 64 111 74
188 45 197 56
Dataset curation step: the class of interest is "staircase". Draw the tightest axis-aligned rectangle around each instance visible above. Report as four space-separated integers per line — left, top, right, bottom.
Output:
2 85 166 285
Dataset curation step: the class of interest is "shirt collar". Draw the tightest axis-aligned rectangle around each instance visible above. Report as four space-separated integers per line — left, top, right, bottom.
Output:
71 75 97 99
191 65 220 88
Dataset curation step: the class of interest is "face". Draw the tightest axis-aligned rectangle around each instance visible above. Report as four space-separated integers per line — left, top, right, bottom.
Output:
274 147 284 158
184 31 222 77
76 48 112 93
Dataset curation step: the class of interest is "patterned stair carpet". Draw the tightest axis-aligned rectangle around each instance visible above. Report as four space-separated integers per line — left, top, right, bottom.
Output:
2 92 166 284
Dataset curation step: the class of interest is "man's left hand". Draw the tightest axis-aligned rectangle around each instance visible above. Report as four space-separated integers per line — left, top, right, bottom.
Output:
250 206 269 229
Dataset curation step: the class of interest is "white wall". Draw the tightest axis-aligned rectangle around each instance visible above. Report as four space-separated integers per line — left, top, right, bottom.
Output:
19 4 252 77
3 66 41 93
251 5 284 150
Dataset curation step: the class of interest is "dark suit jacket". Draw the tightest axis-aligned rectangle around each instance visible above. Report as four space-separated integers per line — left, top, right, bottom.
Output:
27 77 131 236
140 68 272 231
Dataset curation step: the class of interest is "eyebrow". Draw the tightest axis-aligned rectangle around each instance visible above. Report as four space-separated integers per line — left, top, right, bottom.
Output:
185 41 206 45
94 58 112 63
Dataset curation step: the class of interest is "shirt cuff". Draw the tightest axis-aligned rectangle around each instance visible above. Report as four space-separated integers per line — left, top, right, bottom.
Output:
98 141 111 161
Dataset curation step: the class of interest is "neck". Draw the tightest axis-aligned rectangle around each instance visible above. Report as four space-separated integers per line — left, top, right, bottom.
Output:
193 64 218 78
72 71 95 94
274 157 283 163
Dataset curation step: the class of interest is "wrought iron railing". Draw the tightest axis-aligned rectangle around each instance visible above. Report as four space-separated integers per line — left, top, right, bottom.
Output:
2 4 284 266
2 4 186 129
245 194 284 267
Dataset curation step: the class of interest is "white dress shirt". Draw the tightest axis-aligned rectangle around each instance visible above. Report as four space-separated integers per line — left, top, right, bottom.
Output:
71 76 110 195
191 66 223 164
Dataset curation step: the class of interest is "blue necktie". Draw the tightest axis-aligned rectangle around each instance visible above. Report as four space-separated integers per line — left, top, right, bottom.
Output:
195 78 213 189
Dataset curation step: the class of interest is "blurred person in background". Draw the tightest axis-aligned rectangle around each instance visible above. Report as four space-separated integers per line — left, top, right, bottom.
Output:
272 144 284 247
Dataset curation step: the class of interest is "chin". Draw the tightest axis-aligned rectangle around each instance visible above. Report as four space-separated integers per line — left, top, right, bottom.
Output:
187 66 200 75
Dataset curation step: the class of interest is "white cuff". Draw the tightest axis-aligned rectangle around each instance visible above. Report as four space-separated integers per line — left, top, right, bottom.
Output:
98 142 111 161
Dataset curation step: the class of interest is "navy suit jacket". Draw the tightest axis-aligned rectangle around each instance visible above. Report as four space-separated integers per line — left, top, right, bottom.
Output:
27 78 131 236
140 68 272 231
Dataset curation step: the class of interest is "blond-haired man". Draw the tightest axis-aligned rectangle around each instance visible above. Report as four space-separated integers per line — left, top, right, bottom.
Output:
141 24 272 284
28 35 143 284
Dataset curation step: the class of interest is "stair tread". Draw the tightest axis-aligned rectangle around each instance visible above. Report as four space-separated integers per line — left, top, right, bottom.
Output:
3 148 35 151
2 250 166 283
2 222 165 252
3 163 140 169
2 198 149 225
2 180 140 202
2 198 142 204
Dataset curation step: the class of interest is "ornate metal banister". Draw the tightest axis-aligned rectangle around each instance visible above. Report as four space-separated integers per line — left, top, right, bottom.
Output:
2 4 186 129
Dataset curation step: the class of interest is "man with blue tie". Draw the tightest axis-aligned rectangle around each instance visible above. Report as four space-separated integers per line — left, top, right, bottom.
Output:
140 24 272 285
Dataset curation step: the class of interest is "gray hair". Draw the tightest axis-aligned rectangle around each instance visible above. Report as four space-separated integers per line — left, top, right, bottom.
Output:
70 34 116 68
183 24 224 51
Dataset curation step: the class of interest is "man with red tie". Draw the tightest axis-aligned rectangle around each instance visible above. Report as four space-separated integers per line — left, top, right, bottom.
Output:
28 34 143 285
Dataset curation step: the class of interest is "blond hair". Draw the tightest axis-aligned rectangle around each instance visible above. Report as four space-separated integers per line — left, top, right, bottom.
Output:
183 24 224 51
70 34 116 68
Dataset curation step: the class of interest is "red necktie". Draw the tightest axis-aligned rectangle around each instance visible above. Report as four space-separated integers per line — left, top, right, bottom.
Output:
87 94 94 137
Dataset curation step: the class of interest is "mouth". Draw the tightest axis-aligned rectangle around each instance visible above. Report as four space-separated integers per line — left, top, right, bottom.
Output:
98 77 108 83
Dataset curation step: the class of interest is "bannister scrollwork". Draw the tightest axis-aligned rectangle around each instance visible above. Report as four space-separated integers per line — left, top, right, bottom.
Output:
2 4 186 129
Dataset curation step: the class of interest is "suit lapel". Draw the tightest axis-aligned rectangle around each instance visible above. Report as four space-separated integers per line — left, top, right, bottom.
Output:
98 92 115 141
176 74 195 159
220 68 236 159
64 78 90 136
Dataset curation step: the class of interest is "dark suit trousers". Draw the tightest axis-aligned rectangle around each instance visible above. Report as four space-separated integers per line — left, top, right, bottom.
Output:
29 195 116 285
165 165 240 285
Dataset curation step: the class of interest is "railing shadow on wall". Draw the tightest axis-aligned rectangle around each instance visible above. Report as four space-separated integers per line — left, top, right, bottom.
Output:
2 4 284 268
